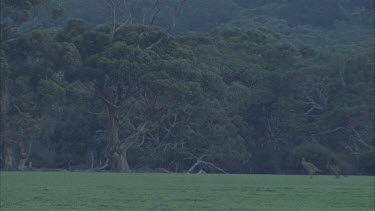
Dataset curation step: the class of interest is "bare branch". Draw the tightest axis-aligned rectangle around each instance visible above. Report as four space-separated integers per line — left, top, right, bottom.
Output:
87 159 109 171
167 0 187 32
11 100 23 114
319 127 346 135
351 127 374 150
149 0 161 26
96 88 119 110
119 121 149 150
187 160 227 174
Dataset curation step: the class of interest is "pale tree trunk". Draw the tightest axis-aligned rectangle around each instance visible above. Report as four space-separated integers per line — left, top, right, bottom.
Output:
104 0 119 35
111 149 130 172
97 79 149 172
2 145 14 170
111 6 116 34
16 141 32 171
106 106 131 172
17 158 27 171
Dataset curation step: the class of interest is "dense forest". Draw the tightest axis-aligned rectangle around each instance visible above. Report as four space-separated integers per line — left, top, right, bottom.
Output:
1 0 374 175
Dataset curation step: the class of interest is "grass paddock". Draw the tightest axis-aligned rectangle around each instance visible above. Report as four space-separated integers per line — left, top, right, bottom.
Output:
0 172 374 210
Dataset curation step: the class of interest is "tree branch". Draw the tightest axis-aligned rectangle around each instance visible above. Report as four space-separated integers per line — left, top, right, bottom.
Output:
187 160 227 174
351 127 374 150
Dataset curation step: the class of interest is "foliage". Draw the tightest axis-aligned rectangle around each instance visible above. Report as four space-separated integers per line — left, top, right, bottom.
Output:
1 1 374 174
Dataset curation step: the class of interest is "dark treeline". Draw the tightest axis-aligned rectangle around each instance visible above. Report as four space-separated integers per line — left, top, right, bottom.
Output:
1 0 374 175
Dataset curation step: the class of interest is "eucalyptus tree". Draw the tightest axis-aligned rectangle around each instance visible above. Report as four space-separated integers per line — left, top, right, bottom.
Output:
62 22 203 171
100 0 188 37
1 0 58 170
1 28 81 170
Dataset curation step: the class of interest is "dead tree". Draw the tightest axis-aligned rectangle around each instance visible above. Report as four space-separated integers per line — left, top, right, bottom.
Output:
167 0 187 32
185 153 227 174
104 0 188 36
104 0 123 34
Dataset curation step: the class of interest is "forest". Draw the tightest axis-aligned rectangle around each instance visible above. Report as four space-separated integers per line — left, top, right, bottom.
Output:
1 0 374 175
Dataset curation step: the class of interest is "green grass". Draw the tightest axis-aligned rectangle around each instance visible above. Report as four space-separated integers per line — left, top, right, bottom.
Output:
0 172 374 210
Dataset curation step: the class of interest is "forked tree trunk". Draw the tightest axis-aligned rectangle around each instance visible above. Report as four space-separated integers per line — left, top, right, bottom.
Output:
110 149 130 172
16 141 32 171
99 83 149 172
106 106 131 172
105 0 119 36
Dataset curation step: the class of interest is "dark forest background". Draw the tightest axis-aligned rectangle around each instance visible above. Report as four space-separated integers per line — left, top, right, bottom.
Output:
1 0 374 175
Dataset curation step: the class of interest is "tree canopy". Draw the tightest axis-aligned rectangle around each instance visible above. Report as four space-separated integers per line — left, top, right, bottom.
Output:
1 0 374 175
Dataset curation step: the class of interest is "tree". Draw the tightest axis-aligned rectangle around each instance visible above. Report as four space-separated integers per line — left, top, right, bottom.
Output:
102 0 187 36
1 28 80 170
1 2 374 174
66 24 201 172
0 50 11 169
103 0 123 34
1 1 42 170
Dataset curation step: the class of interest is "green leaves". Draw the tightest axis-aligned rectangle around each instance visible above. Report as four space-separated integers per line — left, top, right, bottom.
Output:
1 12 373 174
51 6 65 20
38 80 64 99
1 0 63 25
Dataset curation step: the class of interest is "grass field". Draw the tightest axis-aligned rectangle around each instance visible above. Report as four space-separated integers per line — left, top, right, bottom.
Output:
0 172 374 210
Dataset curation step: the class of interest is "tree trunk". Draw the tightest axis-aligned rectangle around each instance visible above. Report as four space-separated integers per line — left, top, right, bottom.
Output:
2 145 14 170
111 6 116 35
106 106 131 172
16 141 32 171
17 158 27 171
89 151 94 169
1 61 10 170
110 149 130 172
